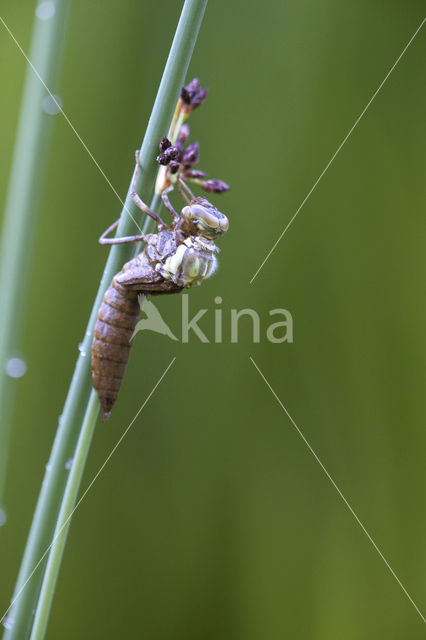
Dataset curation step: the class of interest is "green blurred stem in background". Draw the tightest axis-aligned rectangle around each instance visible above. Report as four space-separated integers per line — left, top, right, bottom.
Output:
0 0 71 521
3 1 207 638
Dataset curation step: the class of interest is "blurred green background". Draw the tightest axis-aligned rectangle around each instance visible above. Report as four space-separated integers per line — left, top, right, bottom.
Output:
1 1 426 638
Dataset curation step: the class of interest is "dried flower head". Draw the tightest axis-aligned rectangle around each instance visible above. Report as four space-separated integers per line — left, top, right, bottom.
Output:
178 124 190 144
181 141 199 167
169 161 180 174
180 78 208 112
157 145 179 166
200 179 230 194
159 137 172 152
184 169 207 179
155 79 230 197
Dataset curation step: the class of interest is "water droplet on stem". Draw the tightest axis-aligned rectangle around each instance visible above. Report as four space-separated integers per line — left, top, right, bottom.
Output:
5 357 27 378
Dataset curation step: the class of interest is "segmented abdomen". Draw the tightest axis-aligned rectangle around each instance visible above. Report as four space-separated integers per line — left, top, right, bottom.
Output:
91 276 140 421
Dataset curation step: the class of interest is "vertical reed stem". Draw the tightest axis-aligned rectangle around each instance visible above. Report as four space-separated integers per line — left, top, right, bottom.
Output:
3 1 207 638
29 391 98 640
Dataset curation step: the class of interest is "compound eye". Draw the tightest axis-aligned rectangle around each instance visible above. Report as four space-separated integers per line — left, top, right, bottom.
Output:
201 213 219 230
190 204 209 218
193 208 219 228
219 216 229 233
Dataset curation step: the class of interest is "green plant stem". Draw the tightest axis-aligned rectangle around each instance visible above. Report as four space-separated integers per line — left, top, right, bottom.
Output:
0 0 71 518
29 391 98 640
3 1 207 638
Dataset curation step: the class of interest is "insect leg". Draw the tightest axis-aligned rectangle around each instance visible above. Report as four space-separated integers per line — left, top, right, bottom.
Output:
131 150 167 229
99 219 149 245
177 180 190 204
161 184 180 221
178 177 195 201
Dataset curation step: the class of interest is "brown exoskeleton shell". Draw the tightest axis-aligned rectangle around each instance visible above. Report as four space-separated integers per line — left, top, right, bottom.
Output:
91 233 183 421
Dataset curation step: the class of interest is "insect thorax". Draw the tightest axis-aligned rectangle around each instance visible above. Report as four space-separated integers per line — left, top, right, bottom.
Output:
147 233 218 288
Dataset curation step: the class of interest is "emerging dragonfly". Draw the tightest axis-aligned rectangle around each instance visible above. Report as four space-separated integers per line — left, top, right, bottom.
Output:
92 79 229 420
91 150 229 422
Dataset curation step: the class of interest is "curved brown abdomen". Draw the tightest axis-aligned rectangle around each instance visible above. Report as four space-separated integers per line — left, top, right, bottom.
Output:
91 277 140 421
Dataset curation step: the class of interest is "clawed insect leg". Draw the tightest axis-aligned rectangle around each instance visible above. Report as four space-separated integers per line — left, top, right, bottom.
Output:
99 219 149 245
161 184 180 221
131 150 167 230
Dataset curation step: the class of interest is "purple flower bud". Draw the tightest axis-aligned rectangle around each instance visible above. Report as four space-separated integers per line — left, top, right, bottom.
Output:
184 169 208 179
181 78 201 104
178 124 190 144
201 179 230 193
181 141 199 167
191 88 208 110
157 145 179 165
169 161 180 174
180 78 208 111
159 137 172 152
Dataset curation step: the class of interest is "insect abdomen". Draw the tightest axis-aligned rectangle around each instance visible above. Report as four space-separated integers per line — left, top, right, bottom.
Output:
91 277 140 421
